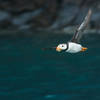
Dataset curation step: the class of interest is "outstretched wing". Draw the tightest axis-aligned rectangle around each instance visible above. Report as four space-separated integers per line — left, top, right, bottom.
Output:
71 9 92 43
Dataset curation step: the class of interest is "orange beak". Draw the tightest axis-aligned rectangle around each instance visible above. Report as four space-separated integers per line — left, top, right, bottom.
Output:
56 47 62 52
81 47 88 52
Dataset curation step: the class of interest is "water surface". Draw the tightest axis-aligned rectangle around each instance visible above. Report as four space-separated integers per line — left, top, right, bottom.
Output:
0 32 100 100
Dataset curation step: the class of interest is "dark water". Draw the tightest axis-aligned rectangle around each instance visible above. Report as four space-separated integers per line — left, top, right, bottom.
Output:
0 32 100 100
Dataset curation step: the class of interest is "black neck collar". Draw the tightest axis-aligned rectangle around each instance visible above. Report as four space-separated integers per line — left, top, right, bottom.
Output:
62 43 69 52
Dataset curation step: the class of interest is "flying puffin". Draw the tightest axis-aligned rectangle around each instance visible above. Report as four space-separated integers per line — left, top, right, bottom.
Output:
56 9 92 53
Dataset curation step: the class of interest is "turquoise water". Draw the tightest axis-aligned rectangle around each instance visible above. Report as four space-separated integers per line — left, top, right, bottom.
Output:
0 32 100 100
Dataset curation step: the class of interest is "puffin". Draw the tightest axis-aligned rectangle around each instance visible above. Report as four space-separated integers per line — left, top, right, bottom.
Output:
56 9 92 53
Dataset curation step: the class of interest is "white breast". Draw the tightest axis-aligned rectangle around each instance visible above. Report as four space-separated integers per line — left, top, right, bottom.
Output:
66 42 82 53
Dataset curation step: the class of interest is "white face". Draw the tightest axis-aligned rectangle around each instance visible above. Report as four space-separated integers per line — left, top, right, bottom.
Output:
56 44 67 52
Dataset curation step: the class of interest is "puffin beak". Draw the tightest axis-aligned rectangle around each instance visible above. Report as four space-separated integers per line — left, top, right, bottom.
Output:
81 47 88 52
56 47 62 52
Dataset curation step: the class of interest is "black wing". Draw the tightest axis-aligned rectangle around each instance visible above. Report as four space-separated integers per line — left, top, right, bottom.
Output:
71 9 92 43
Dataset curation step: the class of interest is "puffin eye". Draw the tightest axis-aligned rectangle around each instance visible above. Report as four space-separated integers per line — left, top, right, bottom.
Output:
62 45 64 47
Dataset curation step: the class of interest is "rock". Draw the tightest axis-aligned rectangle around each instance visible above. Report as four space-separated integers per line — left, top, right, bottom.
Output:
0 10 11 29
18 24 32 30
11 8 44 26
29 0 58 28
48 4 79 30
0 0 100 31
63 0 83 5
0 10 11 21
91 10 100 29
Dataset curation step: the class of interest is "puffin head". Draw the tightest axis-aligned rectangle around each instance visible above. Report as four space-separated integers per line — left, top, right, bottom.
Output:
56 44 67 52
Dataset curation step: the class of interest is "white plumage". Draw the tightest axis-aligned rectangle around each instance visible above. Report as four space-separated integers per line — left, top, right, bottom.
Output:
66 42 82 53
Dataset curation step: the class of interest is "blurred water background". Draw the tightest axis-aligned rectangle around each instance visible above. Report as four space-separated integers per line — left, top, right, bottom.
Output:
0 31 100 100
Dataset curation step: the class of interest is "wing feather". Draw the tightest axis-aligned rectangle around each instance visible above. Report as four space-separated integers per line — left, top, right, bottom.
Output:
71 9 92 43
